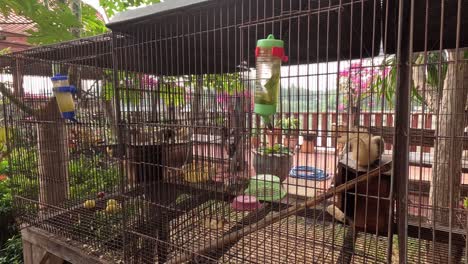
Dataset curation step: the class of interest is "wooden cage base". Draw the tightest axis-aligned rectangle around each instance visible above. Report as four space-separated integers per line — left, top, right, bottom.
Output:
21 227 109 264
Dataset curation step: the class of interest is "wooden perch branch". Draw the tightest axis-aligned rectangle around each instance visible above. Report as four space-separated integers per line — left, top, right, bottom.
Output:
0 82 37 117
0 82 65 122
168 161 392 264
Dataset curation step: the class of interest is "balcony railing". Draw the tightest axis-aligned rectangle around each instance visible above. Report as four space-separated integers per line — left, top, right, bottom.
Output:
254 111 438 153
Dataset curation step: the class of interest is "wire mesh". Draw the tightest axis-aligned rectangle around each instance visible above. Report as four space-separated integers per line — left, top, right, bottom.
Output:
0 0 467 263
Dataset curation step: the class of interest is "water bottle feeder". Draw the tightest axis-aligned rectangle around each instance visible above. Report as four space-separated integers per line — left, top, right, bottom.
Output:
51 74 78 122
253 34 287 117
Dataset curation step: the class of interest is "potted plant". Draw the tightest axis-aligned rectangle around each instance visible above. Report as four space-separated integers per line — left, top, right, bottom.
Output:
252 144 293 182
300 132 317 153
277 117 299 149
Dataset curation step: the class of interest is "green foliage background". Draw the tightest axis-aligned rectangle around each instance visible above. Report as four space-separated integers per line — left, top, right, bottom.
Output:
0 0 161 45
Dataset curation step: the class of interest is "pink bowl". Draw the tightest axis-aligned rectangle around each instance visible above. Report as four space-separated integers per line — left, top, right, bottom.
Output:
231 195 262 211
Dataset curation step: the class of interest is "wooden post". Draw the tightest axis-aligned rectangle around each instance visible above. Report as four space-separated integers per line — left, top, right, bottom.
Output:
410 114 419 152
363 112 371 127
0 83 70 207
12 59 24 97
321 113 328 147
302 113 308 131
255 114 261 129
341 113 349 126
311 113 318 130
375 113 383 127
331 113 337 147
385 113 393 150
37 100 69 207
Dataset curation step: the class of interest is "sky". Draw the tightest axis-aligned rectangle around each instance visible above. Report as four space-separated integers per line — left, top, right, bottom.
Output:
82 0 163 22
82 0 108 22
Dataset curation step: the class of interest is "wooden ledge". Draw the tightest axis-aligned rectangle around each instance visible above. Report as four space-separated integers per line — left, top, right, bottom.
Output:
21 227 110 264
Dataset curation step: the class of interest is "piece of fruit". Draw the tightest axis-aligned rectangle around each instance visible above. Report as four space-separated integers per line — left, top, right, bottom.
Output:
83 199 96 209
107 199 118 206
97 192 105 198
105 203 120 214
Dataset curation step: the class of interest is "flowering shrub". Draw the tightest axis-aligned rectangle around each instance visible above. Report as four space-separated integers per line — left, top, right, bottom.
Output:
216 91 252 112
141 75 158 88
338 62 390 111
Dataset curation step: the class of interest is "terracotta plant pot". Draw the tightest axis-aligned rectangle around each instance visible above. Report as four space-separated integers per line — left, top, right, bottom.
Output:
301 133 317 153
283 135 298 150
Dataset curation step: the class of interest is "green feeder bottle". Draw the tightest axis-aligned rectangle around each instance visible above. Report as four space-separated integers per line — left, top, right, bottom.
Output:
51 74 77 122
254 34 288 117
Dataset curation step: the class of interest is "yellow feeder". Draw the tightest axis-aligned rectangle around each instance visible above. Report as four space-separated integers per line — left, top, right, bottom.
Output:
183 162 212 183
51 74 77 122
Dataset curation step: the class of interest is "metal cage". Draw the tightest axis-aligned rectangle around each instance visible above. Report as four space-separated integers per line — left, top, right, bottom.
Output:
0 0 467 263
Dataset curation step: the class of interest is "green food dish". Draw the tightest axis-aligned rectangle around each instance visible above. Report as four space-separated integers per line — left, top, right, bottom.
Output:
244 174 287 202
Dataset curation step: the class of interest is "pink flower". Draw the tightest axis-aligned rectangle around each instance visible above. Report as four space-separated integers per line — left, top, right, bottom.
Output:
339 69 349 77
216 92 229 104
338 104 345 111
351 75 361 86
352 85 362 94
144 76 157 86
382 68 390 77
185 92 192 102
362 79 372 90
350 62 362 69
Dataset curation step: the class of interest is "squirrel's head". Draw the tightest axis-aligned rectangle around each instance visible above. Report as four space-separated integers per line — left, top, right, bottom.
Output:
332 124 367 142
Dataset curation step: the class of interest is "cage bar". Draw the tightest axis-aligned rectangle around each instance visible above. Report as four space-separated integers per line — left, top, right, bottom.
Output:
0 0 467 263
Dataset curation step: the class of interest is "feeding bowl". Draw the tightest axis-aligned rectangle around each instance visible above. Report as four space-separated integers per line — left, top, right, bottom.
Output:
289 166 329 181
244 174 287 202
231 195 262 211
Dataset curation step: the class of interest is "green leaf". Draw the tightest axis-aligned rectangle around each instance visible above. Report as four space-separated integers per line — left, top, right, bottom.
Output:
0 234 23 264
0 48 10 55
81 4 108 37
1 0 160 44
159 82 186 107
100 0 161 18
257 144 291 155
102 70 142 105
426 52 448 89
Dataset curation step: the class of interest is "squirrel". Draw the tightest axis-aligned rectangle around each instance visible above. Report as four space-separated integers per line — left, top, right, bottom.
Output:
333 125 385 167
